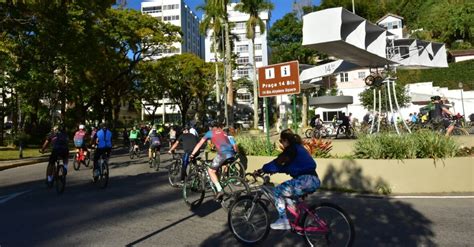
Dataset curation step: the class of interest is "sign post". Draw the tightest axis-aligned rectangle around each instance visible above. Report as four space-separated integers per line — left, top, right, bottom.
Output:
258 61 300 152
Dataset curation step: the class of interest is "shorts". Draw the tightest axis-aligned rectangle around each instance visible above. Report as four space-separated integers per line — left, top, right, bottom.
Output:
149 143 161 150
210 153 235 170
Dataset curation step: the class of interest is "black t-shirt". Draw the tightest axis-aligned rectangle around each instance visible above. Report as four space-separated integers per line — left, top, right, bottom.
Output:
429 103 444 121
178 133 198 153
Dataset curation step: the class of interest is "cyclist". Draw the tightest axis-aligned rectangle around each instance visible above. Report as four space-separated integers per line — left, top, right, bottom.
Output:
73 124 88 159
129 126 140 152
144 125 162 167
428 95 454 136
93 123 112 179
190 121 235 200
168 126 199 181
338 112 351 134
41 125 69 184
257 129 320 230
169 126 177 148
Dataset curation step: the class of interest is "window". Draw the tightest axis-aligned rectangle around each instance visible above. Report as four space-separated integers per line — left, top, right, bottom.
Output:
236 45 249 53
236 67 249 77
237 56 249 64
392 21 398 29
235 34 247 41
142 6 162 13
255 56 262 62
255 44 262 50
339 72 348 82
387 22 393 30
358 71 366 79
164 15 179 21
234 22 246 30
323 111 343 121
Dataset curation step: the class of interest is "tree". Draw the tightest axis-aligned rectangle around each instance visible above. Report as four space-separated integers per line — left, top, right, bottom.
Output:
135 61 168 122
234 0 274 130
268 13 321 65
359 83 411 112
161 54 214 126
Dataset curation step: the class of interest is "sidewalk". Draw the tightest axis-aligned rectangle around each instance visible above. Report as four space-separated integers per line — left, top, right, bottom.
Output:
0 156 49 171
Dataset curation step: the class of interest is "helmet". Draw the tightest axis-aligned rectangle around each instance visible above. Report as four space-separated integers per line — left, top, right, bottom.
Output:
79 124 85 130
431 95 441 101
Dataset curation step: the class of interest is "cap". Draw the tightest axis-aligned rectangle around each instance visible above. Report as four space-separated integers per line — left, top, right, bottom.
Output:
79 124 85 130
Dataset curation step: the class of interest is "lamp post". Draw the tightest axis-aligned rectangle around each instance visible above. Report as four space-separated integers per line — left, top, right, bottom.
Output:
458 82 465 117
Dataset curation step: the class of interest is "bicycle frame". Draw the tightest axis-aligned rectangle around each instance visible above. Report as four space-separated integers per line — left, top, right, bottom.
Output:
252 184 329 234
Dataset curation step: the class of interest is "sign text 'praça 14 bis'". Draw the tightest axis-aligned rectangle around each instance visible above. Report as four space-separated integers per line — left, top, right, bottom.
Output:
258 61 300 98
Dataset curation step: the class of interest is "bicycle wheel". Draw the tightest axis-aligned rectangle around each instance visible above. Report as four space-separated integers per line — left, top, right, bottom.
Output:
73 156 80 171
46 163 55 188
183 170 206 208
84 152 91 167
98 159 109 189
168 159 182 187
452 127 469 136
228 196 270 245
305 129 314 138
55 165 66 194
303 202 355 247
227 161 246 178
136 148 141 159
220 176 251 211
154 152 161 171
129 148 134 159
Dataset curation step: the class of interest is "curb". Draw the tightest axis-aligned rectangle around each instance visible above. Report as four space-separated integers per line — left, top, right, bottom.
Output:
0 157 49 171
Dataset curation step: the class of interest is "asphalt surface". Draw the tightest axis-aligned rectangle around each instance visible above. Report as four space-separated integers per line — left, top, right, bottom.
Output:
0 149 473 246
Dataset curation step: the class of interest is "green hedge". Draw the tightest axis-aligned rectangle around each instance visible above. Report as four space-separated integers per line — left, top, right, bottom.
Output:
353 132 459 159
235 136 280 156
396 60 474 90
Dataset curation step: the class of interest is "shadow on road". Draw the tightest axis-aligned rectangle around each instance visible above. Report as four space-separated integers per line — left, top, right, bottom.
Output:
200 192 435 246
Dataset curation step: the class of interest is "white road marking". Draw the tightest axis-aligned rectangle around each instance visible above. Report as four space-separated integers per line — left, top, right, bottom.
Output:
0 190 31 204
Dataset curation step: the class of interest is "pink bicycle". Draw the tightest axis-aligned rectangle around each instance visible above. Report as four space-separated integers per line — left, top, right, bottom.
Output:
228 172 354 246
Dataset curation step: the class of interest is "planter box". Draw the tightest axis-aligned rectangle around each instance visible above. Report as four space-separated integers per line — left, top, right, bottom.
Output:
245 156 474 194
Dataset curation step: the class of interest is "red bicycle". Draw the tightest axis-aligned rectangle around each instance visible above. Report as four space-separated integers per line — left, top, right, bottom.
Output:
73 148 91 171
228 172 354 246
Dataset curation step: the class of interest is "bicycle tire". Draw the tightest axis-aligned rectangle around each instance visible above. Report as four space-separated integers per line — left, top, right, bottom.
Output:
46 163 54 189
168 159 182 187
305 129 314 138
228 196 270 245
55 165 66 194
85 152 91 167
154 152 160 171
73 156 80 171
227 161 246 178
129 148 134 159
302 202 355 247
220 176 251 211
97 158 109 189
183 170 206 208
452 127 469 136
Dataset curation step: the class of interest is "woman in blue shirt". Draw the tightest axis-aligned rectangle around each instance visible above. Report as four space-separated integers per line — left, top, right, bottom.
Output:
259 129 320 230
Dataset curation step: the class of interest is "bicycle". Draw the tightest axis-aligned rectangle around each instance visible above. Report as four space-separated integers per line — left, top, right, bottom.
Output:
149 146 161 171
73 148 90 171
228 172 355 246
93 152 110 189
183 156 250 211
220 153 246 179
129 140 141 159
168 152 183 187
336 125 355 139
42 151 67 194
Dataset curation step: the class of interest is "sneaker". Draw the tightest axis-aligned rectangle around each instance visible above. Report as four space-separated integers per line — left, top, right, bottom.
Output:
215 191 225 201
270 218 291 230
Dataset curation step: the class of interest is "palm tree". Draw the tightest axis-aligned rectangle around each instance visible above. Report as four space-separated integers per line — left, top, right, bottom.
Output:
199 1 224 106
235 0 274 129
199 0 233 126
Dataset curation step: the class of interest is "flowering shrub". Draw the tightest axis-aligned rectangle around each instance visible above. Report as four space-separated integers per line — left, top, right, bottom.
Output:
303 138 333 158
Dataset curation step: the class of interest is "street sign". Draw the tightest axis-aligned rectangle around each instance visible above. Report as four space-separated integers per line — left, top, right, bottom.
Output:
258 61 300 97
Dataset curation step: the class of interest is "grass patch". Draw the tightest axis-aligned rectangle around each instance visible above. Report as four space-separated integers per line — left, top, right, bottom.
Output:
0 147 46 160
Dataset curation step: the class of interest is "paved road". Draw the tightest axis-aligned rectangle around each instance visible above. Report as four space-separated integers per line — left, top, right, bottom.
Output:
0 150 473 246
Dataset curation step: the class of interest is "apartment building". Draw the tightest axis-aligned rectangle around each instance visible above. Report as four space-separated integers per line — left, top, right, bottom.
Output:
141 0 205 59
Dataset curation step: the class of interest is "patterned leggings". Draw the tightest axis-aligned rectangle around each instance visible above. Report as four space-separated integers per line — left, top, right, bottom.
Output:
273 175 320 218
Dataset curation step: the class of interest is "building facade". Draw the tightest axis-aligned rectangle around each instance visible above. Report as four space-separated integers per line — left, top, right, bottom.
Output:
141 0 205 59
376 13 404 39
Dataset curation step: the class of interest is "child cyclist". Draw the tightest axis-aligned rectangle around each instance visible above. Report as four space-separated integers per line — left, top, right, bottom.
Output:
257 129 320 230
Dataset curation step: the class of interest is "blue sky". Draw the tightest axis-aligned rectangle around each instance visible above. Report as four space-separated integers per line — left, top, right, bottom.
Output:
127 0 321 26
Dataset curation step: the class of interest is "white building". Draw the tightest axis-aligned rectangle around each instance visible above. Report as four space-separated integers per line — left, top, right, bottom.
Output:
140 0 205 122
141 0 204 59
376 13 404 39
